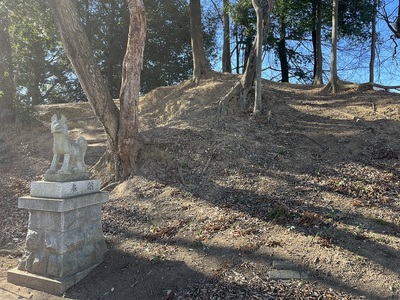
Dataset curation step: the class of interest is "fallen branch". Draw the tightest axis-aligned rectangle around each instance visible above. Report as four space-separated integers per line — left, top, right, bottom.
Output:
177 165 187 185
201 156 212 175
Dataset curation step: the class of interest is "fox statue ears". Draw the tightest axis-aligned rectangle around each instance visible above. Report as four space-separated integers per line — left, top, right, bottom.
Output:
51 114 67 122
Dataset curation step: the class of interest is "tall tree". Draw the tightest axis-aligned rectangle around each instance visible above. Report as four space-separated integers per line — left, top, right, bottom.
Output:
222 0 232 73
229 0 256 74
48 0 146 181
78 0 215 94
0 3 15 122
322 0 340 93
48 0 119 167
142 0 193 93
312 0 323 84
3 0 80 106
190 0 216 83
117 0 146 180
252 0 272 113
370 0 378 83
76 0 129 99
275 0 289 82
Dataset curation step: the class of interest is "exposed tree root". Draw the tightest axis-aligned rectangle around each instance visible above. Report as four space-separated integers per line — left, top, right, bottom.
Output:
321 80 400 94
217 81 244 115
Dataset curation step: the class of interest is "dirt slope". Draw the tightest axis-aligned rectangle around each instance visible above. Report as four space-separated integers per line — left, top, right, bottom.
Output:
0 74 399 299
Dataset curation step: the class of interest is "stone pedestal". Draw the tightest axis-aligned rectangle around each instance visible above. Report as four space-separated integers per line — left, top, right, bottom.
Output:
7 179 108 295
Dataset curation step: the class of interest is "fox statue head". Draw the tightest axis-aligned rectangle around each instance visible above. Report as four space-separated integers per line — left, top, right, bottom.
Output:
50 114 68 135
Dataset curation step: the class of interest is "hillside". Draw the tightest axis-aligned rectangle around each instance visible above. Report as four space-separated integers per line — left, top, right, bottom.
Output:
0 74 399 299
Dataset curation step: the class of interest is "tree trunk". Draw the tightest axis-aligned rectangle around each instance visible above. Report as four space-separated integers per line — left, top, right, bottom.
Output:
219 0 273 115
252 0 264 113
0 5 16 120
48 0 120 174
107 1 117 96
30 60 43 105
396 0 400 37
369 0 377 83
190 0 215 84
277 14 288 83
234 27 240 74
312 0 323 85
322 0 340 94
117 0 146 180
222 0 232 73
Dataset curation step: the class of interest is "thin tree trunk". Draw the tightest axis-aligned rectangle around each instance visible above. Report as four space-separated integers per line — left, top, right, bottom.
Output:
107 1 117 96
369 0 377 83
117 0 146 180
190 0 215 84
277 14 288 83
222 0 232 73
397 0 400 37
312 0 323 85
322 0 340 94
30 57 43 105
243 37 253 72
252 0 264 113
330 0 339 93
234 27 240 73
0 6 16 119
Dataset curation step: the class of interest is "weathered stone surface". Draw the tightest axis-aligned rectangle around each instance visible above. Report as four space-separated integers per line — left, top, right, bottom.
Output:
18 201 108 275
44 232 62 254
79 205 103 224
47 252 79 278
44 172 90 182
85 221 104 241
31 253 48 275
18 192 108 212
25 229 44 251
29 210 88 232
7 264 100 295
9 179 109 294
30 180 100 198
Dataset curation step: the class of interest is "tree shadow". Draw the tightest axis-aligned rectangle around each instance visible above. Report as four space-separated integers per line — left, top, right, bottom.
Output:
64 245 205 300
70 210 383 300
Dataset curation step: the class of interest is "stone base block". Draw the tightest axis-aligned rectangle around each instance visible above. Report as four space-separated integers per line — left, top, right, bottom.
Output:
44 172 90 182
7 263 99 295
18 192 109 212
30 180 100 198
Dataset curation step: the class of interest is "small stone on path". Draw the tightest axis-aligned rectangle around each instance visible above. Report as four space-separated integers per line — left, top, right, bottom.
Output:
269 260 308 280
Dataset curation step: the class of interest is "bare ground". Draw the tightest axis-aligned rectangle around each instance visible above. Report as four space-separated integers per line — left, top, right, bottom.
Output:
0 74 399 299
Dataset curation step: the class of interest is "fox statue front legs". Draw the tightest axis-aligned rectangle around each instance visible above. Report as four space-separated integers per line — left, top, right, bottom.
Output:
45 154 60 174
58 153 71 174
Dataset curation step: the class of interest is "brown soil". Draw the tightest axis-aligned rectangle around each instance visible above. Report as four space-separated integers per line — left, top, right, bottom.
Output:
1 74 399 299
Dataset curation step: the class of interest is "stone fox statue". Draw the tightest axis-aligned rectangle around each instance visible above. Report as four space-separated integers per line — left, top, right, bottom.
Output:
46 114 88 174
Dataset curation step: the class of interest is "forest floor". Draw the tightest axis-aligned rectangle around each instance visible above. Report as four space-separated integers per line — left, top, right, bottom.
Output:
0 74 399 299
